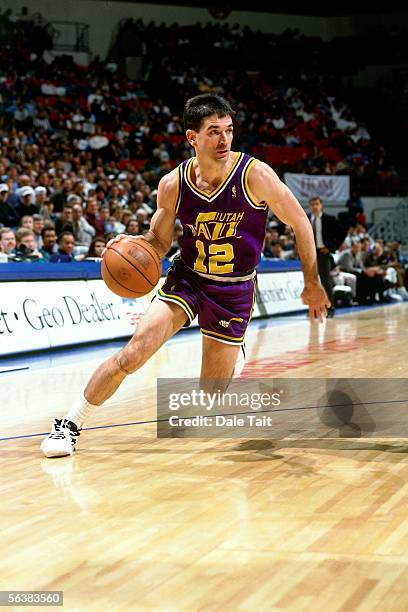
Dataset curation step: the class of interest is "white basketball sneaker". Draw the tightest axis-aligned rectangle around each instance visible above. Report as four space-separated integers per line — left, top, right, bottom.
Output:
41 418 80 458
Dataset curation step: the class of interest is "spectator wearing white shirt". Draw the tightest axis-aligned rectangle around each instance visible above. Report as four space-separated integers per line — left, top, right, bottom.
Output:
71 203 95 247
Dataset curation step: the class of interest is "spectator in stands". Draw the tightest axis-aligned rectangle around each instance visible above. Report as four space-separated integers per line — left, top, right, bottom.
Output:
49 231 75 263
0 184 19 228
84 198 105 237
338 240 385 304
15 186 38 219
40 227 58 262
125 219 140 235
14 228 43 261
36 193 56 222
330 257 358 304
0 227 16 257
269 240 285 260
135 208 150 234
34 186 48 207
71 203 95 247
262 230 274 258
19 215 34 230
309 196 347 317
121 209 135 230
337 241 364 298
84 238 106 259
32 214 45 250
99 206 115 233
55 205 74 235
360 237 371 255
50 178 73 213
110 206 126 234
354 223 373 243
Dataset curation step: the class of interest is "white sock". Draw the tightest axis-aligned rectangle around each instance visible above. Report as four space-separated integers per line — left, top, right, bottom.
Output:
65 396 99 428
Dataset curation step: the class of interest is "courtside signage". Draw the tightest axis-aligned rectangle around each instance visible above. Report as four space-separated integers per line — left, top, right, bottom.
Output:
253 271 306 317
0 272 305 356
0 280 147 356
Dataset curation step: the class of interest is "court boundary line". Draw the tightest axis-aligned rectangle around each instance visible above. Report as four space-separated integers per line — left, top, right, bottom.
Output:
1 397 407 442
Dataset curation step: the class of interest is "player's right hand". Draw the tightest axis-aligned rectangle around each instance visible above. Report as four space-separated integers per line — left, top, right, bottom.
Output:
102 234 123 257
301 284 330 323
102 233 140 257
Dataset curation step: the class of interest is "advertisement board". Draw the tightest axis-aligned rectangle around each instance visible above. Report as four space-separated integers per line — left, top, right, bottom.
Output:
0 272 306 357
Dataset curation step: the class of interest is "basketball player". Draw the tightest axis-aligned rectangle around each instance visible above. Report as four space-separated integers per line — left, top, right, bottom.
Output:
41 94 329 457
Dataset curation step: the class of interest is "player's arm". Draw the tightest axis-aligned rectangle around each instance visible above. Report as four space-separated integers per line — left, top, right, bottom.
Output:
105 168 178 258
141 169 178 257
247 161 330 321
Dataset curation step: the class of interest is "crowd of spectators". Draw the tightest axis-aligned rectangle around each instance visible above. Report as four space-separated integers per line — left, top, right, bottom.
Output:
111 18 402 195
0 10 406 291
262 212 408 306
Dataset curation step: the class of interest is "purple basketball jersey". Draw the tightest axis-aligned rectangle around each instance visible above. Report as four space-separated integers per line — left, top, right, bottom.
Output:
175 152 268 278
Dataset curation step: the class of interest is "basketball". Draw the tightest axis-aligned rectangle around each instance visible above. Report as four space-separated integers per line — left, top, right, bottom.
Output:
101 237 161 298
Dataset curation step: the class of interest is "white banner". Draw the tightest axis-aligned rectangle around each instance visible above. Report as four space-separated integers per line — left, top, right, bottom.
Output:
284 173 350 202
0 280 149 357
0 272 306 357
253 271 306 317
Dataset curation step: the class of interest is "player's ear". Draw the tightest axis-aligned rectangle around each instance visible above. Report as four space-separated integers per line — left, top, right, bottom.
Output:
186 129 196 147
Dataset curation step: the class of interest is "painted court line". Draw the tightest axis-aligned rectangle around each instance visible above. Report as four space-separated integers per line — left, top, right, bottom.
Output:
1 398 406 442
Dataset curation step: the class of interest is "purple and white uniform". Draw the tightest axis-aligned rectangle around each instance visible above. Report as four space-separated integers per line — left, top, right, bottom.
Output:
158 152 268 345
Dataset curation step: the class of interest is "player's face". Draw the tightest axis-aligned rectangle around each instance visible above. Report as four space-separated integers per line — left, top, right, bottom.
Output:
189 115 233 161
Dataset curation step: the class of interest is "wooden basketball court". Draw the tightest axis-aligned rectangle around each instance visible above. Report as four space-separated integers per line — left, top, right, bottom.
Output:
1 304 407 611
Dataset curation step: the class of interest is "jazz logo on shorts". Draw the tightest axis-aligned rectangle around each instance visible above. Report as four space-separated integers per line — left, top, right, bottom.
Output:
219 317 244 328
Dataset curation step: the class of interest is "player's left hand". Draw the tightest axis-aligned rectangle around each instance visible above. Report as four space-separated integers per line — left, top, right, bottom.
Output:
301 284 331 322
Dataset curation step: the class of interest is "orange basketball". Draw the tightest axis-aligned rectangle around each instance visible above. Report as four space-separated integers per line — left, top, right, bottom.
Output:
101 237 161 298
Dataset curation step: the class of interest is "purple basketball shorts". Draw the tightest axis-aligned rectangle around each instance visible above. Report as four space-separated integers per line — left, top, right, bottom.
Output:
157 258 256 345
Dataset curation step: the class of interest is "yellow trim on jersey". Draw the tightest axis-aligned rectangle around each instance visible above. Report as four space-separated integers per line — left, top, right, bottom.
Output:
243 159 267 209
174 163 182 212
201 328 245 343
186 152 242 199
158 288 195 320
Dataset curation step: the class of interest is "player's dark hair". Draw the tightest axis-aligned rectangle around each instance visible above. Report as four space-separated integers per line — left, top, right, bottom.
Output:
183 94 235 131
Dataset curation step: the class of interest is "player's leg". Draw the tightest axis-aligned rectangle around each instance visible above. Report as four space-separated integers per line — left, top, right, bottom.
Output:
200 336 241 393
84 298 187 404
197 275 255 393
41 299 187 457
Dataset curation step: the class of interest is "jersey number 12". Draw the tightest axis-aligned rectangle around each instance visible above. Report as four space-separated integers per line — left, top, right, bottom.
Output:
193 239 234 274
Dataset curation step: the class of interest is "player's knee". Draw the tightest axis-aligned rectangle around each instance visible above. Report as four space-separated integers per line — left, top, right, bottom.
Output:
115 333 155 375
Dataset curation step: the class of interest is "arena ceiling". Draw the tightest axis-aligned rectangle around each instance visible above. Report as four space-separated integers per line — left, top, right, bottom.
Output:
104 1 407 17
